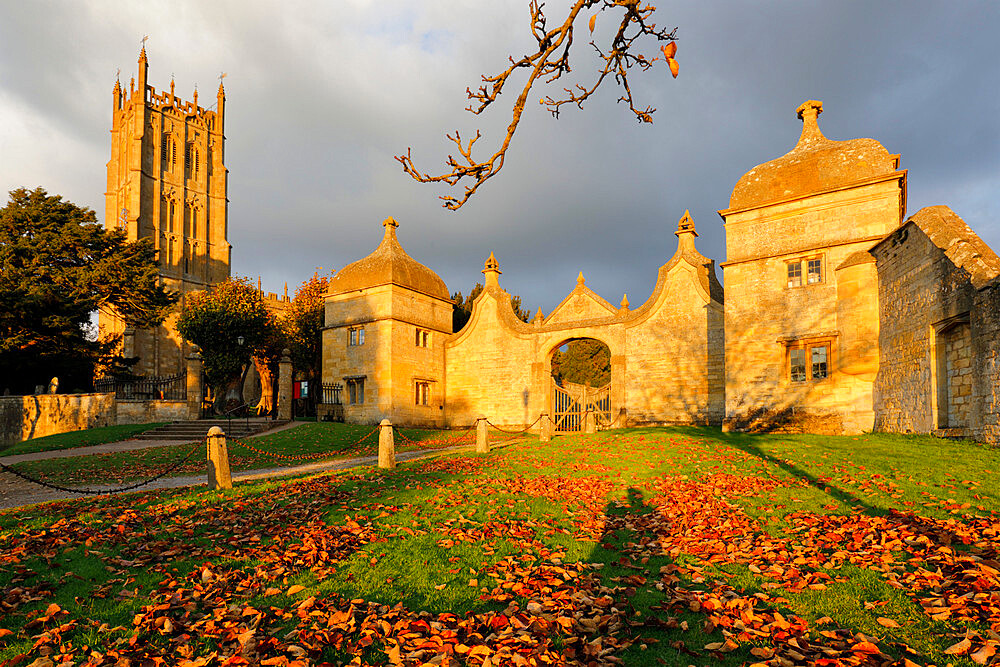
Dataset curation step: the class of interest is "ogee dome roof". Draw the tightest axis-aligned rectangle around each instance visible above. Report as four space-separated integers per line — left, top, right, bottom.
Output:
328 217 450 300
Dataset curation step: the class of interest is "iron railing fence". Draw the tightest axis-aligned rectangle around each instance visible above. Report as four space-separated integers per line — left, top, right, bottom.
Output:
94 372 187 401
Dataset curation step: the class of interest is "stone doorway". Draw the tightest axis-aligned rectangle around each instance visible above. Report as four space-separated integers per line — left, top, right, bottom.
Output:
550 338 612 432
934 316 972 431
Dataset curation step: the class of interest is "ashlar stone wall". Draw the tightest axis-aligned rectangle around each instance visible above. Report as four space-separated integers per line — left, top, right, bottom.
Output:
444 216 724 429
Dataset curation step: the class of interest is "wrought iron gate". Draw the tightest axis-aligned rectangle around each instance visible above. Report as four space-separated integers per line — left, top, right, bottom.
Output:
551 380 611 433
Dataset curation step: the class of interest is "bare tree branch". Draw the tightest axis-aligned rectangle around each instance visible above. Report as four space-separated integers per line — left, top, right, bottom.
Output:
396 0 678 210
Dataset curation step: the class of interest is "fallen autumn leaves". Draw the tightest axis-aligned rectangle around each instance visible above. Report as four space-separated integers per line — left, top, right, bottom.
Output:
1 427 999 666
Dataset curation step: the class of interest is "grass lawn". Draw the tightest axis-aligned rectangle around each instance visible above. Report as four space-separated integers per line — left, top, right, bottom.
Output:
0 423 165 457
1 426 998 666
7 422 481 487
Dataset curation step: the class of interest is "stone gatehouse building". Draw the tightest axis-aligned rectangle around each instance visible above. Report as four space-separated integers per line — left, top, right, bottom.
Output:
320 100 1000 443
99 52 997 443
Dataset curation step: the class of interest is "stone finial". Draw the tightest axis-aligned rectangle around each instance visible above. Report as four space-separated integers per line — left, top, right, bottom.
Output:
383 216 399 240
193 85 198 106
482 252 501 287
170 75 175 99
283 282 288 299
675 210 698 238
620 294 630 311
795 100 825 146
532 307 544 325
577 272 585 286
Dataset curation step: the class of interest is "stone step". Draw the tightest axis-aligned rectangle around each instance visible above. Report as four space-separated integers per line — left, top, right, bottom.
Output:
133 420 289 441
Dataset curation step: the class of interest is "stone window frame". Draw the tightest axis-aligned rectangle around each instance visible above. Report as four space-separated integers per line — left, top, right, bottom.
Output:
414 379 432 406
348 326 365 346
783 336 834 383
345 376 366 404
415 328 430 348
785 254 825 289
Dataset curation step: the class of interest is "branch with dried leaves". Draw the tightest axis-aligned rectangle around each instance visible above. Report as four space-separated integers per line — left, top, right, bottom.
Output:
397 0 678 210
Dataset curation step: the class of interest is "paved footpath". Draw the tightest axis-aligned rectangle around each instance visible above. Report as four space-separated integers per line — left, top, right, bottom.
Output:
0 424 471 510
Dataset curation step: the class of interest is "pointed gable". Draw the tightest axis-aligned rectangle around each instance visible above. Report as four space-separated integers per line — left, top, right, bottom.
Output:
544 272 618 325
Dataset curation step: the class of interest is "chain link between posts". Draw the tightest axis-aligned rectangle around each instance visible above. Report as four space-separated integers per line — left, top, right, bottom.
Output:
227 424 381 462
485 414 542 434
393 424 477 449
0 439 204 495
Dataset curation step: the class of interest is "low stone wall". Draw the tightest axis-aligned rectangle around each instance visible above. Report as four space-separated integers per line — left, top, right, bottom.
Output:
116 400 188 425
0 393 116 447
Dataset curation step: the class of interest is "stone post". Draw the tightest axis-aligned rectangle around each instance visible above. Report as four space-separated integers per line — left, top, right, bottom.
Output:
277 348 293 421
186 351 204 420
378 419 395 469
206 426 232 490
584 409 596 434
476 417 489 453
539 412 552 442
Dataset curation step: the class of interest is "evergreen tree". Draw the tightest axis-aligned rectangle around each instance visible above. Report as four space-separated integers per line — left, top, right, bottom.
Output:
451 282 531 331
0 187 175 393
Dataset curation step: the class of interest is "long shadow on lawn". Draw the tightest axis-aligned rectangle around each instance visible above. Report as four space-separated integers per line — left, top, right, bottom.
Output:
705 427 882 516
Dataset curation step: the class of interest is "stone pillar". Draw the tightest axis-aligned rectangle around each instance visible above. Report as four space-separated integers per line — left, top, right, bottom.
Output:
539 412 552 442
584 409 596 434
378 419 395 469
186 351 204 420
476 417 489 453
277 348 293 421
206 426 232 490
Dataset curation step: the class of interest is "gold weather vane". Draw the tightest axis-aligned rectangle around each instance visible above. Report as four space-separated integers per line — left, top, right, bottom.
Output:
140 35 149 48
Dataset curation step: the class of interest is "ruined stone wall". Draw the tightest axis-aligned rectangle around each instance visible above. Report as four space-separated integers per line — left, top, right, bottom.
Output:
115 400 188 425
971 283 1000 443
872 212 1000 443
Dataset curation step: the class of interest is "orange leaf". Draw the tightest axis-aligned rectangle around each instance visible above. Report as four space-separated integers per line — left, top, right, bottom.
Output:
667 57 679 78
589 14 597 33
661 42 677 58
944 637 972 655
876 617 900 628
852 641 880 654
971 644 997 665
285 584 305 596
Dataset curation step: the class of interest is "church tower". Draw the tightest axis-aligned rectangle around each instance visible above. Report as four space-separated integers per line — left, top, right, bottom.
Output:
100 48 231 377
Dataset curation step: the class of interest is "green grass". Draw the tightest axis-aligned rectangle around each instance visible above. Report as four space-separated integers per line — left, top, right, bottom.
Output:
0 422 165 457
1 426 997 665
8 421 478 486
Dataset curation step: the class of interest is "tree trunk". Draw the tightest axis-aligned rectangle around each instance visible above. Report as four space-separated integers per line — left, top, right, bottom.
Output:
253 356 275 415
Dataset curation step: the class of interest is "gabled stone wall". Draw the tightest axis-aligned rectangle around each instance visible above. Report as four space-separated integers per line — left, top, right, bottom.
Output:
871 206 1000 443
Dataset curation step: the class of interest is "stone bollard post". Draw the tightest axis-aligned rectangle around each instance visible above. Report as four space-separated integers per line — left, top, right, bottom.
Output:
206 426 232 490
378 419 396 469
584 410 596 434
186 350 204 420
476 417 489 453
539 413 552 442
277 348 293 421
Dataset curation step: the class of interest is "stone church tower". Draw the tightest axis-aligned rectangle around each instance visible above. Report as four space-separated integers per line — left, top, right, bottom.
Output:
99 48 230 377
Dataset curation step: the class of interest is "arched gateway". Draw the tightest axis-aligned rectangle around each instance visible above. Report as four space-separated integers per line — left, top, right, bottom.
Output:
444 212 725 429
320 212 724 430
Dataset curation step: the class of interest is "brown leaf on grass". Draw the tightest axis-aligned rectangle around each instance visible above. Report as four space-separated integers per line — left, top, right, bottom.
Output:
971 643 997 665
876 617 900 628
944 637 972 655
285 585 305 596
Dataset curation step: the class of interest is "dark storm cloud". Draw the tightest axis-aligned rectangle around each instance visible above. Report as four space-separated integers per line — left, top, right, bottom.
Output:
1 1 997 314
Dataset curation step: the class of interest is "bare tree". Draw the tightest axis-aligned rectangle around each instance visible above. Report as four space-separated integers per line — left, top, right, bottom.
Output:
396 0 678 210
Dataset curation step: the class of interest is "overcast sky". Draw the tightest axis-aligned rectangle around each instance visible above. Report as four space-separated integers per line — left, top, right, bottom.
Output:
2 1 998 314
